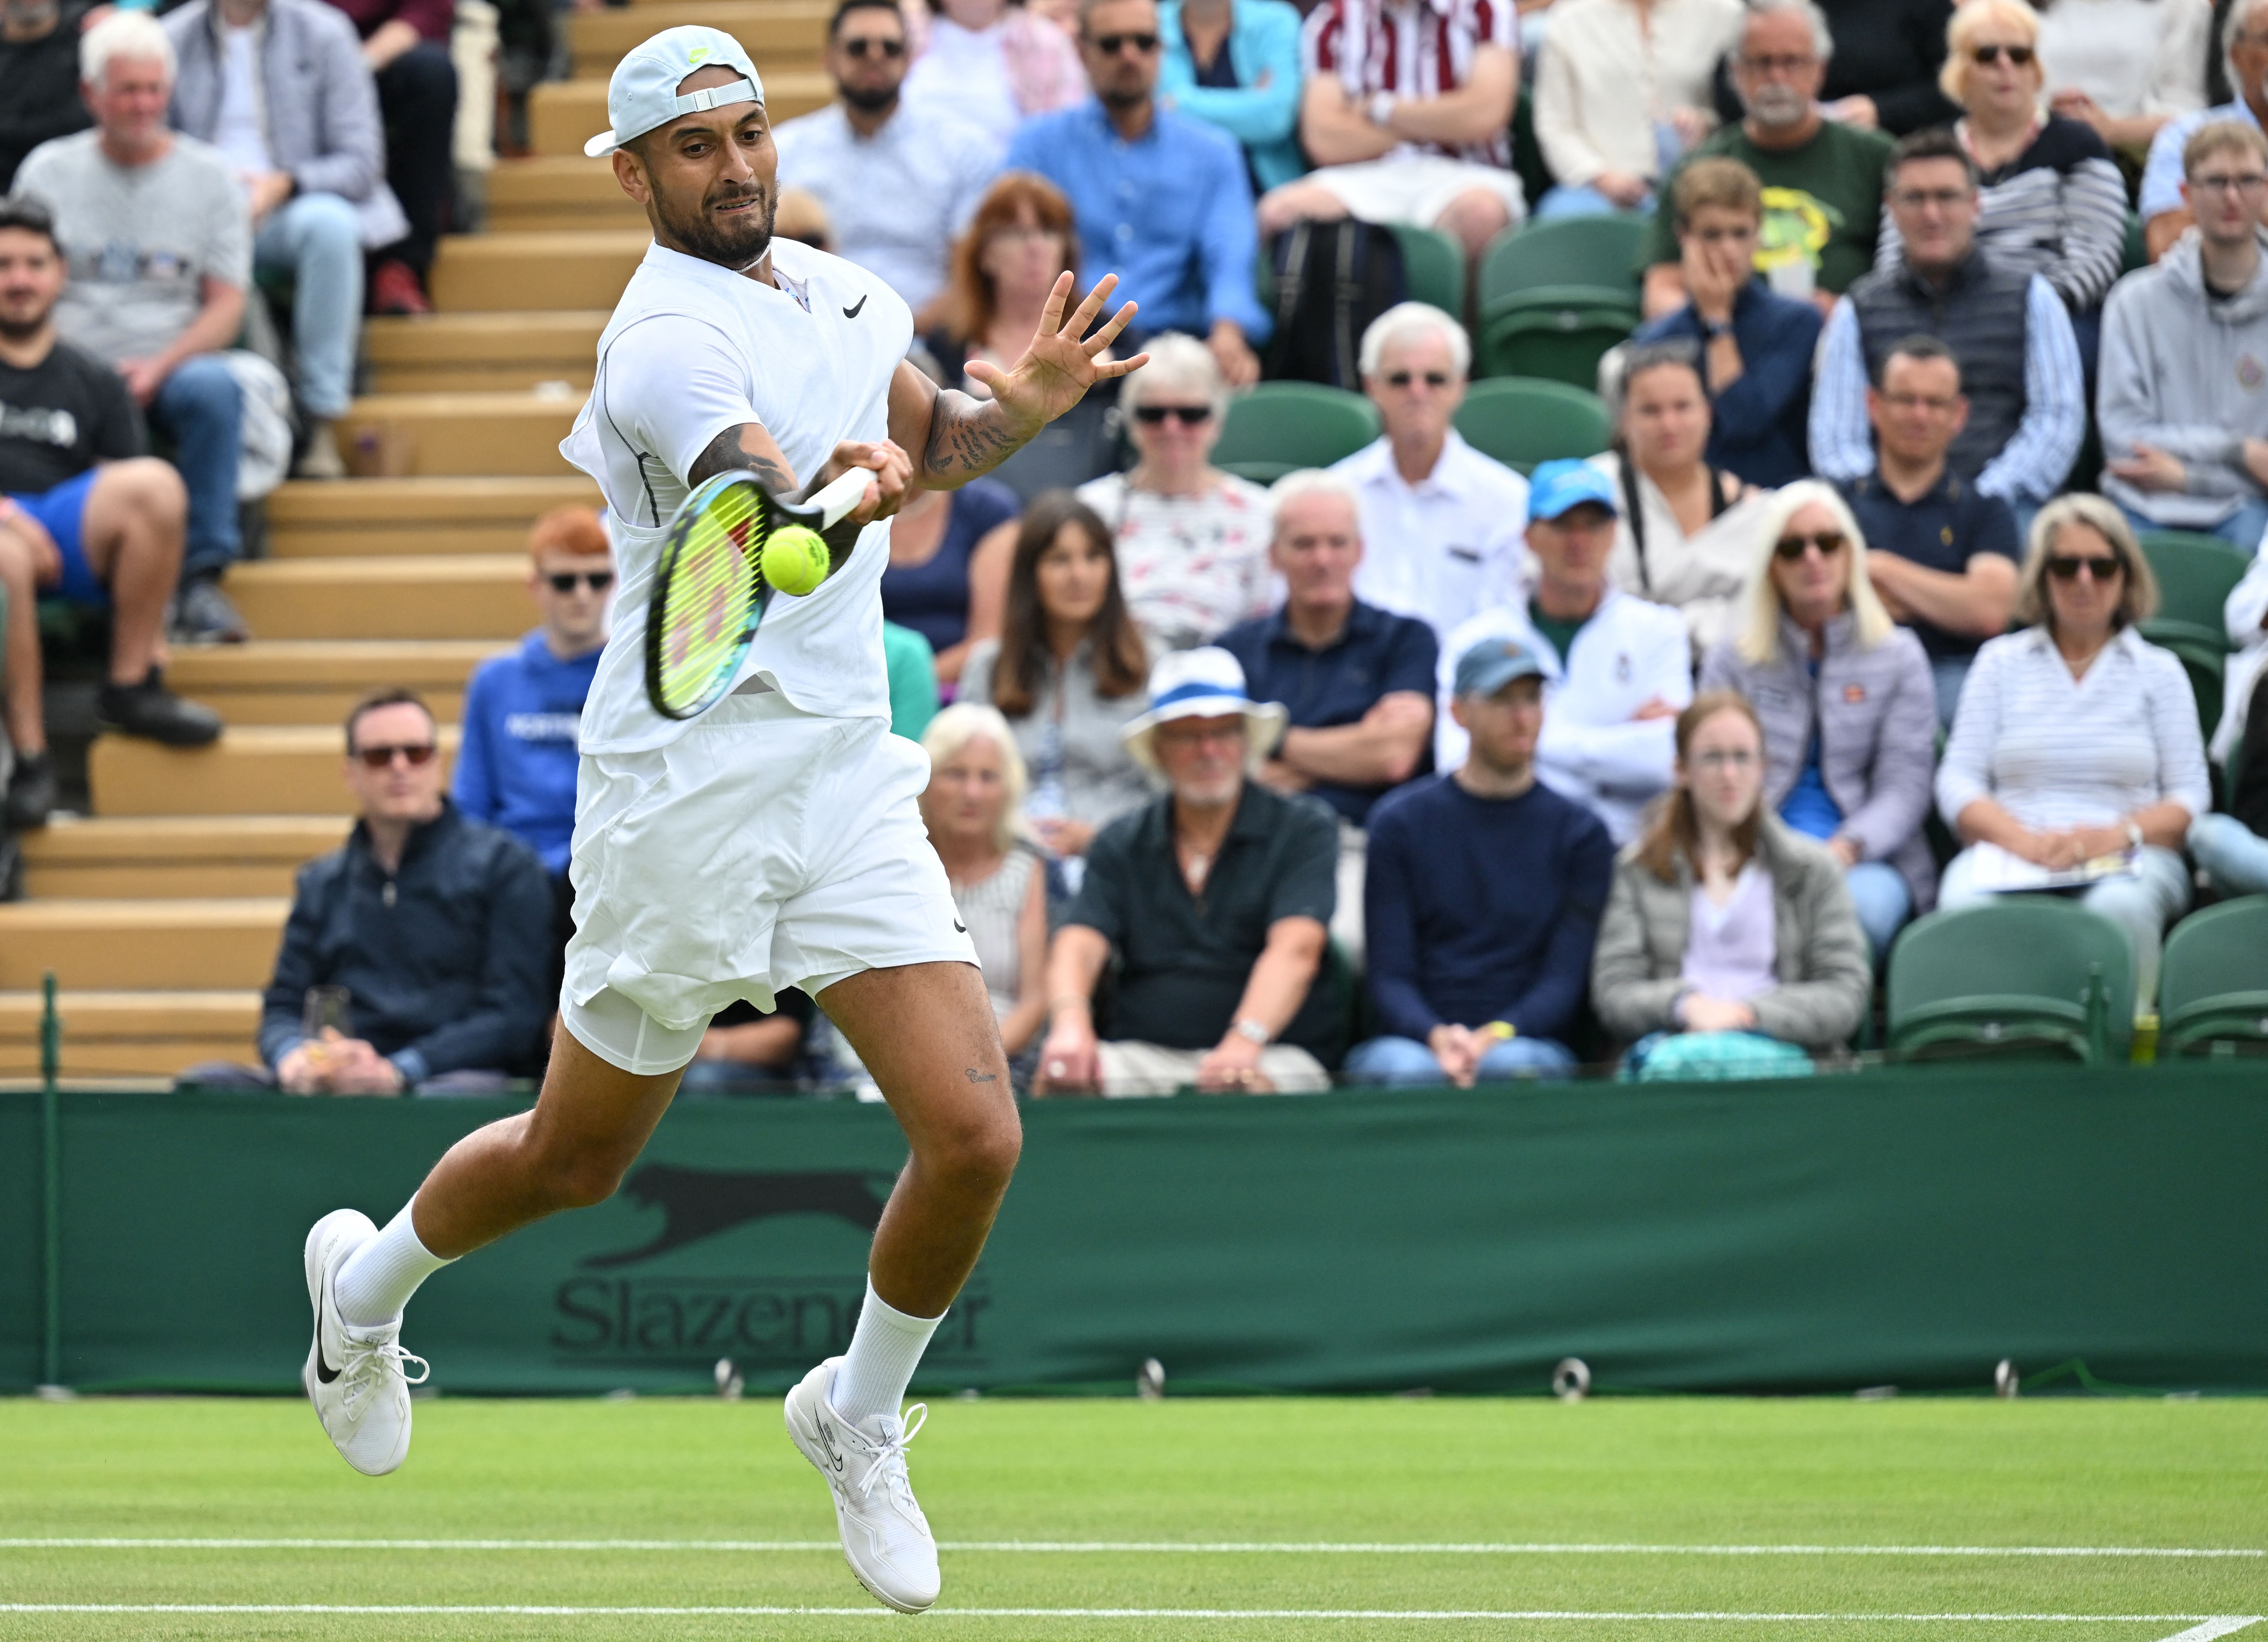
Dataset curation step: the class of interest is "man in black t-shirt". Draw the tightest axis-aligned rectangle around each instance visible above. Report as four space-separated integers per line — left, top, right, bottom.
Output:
0 195 220 828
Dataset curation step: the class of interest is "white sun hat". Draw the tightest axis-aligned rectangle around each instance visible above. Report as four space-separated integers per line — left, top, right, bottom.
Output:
584 26 766 159
1121 647 1289 778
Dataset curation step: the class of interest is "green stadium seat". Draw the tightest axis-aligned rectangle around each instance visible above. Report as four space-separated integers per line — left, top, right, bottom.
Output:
1452 377 1614 474
1211 383 1381 484
1476 217 1646 308
1388 223 1466 324
2138 530 2248 743
2121 209 2146 276
1473 218 1643 387
1885 899 2135 1065
2158 896 2268 1057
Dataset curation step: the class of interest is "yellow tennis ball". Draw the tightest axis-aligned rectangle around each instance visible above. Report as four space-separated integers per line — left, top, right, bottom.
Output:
762 525 830 597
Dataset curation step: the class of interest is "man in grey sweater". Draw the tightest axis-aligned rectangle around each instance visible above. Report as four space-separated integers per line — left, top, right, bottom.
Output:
164 0 402 478
2101 119 2268 551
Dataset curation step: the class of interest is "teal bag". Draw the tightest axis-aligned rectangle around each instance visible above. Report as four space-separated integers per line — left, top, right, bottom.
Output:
1621 1030 1814 1083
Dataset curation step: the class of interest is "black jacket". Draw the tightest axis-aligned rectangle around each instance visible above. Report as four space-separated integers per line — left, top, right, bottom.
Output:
259 801 553 1081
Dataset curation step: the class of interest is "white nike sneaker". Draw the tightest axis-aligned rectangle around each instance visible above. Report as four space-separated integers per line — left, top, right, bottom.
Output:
783 1357 941 1613
301 1208 428 1477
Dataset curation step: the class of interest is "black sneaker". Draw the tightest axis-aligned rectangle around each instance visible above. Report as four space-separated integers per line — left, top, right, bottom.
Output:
171 575 250 645
4 749 56 828
0 834 20 902
99 669 224 747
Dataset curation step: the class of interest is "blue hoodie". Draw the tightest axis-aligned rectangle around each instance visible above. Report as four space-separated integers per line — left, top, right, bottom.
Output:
453 630 601 874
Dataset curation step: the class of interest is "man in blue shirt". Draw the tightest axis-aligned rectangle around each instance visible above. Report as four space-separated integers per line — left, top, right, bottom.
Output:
1346 635 1615 1085
452 504 611 979
1005 0 1269 386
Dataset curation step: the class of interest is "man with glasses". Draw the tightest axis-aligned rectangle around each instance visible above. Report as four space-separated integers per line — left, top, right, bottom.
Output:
1434 460 1690 843
2139 0 2268 261
1640 0 1892 321
1330 302 1529 644
2101 120 2268 552
1006 0 1269 385
452 505 613 1002
1835 335 2020 726
249 687 553 1094
1810 127 2084 528
1630 156 1822 487
774 0 1000 327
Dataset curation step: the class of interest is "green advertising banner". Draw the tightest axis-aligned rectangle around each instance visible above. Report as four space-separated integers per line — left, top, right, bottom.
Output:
4 1065 2264 1398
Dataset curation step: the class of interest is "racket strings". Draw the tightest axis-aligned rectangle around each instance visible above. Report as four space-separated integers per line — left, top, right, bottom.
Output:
654 485 768 712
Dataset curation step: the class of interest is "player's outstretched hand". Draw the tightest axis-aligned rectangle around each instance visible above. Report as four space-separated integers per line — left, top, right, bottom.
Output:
966 272 1151 432
818 439 914 523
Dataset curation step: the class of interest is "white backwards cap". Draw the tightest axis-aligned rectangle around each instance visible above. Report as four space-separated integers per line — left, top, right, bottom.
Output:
585 26 765 159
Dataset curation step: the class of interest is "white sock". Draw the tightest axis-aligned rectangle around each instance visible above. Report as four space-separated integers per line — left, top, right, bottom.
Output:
831 1279 943 1428
335 1201 455 1328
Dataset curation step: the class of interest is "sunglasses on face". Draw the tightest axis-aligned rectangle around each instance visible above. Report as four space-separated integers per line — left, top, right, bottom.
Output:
1088 30 1160 53
1133 404 1213 425
1385 370 1453 389
545 569 614 593
354 743 437 769
2046 554 2124 582
839 35 906 56
1970 42 2035 66
1774 530 1847 560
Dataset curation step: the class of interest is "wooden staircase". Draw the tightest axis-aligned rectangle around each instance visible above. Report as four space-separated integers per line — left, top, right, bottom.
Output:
1 1 826 1077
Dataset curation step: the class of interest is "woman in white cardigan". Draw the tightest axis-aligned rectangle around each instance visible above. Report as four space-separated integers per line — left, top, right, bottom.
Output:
1934 494 2209 1004
1531 0 1746 219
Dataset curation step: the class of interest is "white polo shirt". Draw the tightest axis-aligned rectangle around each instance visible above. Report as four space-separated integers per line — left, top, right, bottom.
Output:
1436 581 1691 843
1331 429 1530 643
559 238 912 755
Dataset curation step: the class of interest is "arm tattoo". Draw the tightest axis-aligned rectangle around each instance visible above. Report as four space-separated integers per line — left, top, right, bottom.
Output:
923 390 1028 481
688 424 798 494
964 1068 999 1083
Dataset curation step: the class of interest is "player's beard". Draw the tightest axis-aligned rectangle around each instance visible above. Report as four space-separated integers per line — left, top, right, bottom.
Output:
661 182 778 272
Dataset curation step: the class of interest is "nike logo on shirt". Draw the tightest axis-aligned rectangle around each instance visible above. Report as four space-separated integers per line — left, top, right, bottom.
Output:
953 919 968 934
843 295 867 319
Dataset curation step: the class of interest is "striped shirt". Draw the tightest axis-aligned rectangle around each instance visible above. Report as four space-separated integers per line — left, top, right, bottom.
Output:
1934 626 2211 832
1301 0 1517 166
1810 270 2087 508
1873 116 2129 315
949 844 1040 1019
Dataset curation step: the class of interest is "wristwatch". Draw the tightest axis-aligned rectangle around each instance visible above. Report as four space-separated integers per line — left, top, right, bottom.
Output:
1232 1018 1271 1046
1367 91 1397 127
2122 818 2144 851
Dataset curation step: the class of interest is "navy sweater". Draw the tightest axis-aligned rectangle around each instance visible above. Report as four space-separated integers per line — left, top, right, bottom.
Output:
452 630 601 874
1363 774 1616 1044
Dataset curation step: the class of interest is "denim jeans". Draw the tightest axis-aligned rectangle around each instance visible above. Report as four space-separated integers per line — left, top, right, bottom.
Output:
1938 842 2192 1005
2189 812 2268 895
1343 1032 1579 1085
1534 183 1654 220
148 354 243 575
2118 499 2268 555
255 192 363 419
1844 859 1913 961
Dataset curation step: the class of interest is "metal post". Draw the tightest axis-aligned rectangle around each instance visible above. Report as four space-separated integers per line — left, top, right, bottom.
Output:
40 970 61 1389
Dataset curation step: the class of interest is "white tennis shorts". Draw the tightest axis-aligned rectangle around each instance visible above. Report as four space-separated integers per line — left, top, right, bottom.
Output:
1306 155 1528 230
560 687 976 1075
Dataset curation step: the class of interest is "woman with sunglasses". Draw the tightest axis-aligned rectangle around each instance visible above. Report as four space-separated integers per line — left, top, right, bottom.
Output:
1935 495 2210 1004
928 173 1119 501
1875 0 2127 365
1074 331 1274 653
1591 690 1871 1079
959 492 1156 863
1698 482 1937 960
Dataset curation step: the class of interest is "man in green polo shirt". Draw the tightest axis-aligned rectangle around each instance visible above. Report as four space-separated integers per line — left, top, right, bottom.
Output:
1638 0 1894 321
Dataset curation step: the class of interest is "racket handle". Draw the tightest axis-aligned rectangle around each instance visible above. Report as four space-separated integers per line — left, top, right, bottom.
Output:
809 467 876 531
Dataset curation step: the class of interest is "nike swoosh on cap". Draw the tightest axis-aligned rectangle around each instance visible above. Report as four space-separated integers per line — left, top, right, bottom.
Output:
843 295 867 319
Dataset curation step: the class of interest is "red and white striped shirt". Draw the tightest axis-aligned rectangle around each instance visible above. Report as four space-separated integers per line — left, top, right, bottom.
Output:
1301 0 1518 168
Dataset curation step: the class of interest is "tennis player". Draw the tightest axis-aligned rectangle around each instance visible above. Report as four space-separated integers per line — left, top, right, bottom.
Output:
294 25 1144 1615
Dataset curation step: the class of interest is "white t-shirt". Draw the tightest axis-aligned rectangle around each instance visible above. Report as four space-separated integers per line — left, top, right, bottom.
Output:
1073 470 1275 653
214 24 273 175
559 238 913 754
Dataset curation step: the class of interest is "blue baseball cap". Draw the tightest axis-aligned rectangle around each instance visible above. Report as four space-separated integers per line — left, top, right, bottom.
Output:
1527 459 1619 522
1453 636 1547 699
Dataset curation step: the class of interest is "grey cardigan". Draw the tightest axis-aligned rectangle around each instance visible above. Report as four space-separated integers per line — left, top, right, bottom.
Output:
1591 813 1872 1054
959 636 1159 833
165 0 408 249
1699 613 1939 911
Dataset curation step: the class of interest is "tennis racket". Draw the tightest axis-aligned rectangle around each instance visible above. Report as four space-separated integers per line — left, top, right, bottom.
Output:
642 465 873 720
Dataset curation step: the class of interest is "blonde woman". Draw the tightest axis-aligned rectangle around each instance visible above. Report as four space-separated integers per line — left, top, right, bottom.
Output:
1698 481 1938 957
918 705 1051 1056
1935 495 2209 1003
1876 0 2127 345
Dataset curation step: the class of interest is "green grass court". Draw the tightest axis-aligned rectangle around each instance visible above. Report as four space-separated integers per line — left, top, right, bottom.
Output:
4 1397 2264 1641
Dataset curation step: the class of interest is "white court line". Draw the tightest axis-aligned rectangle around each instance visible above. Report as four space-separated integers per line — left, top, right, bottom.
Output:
0 1606 2259 1623
5 1538 2261 1559
2158 1624 2265 1642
